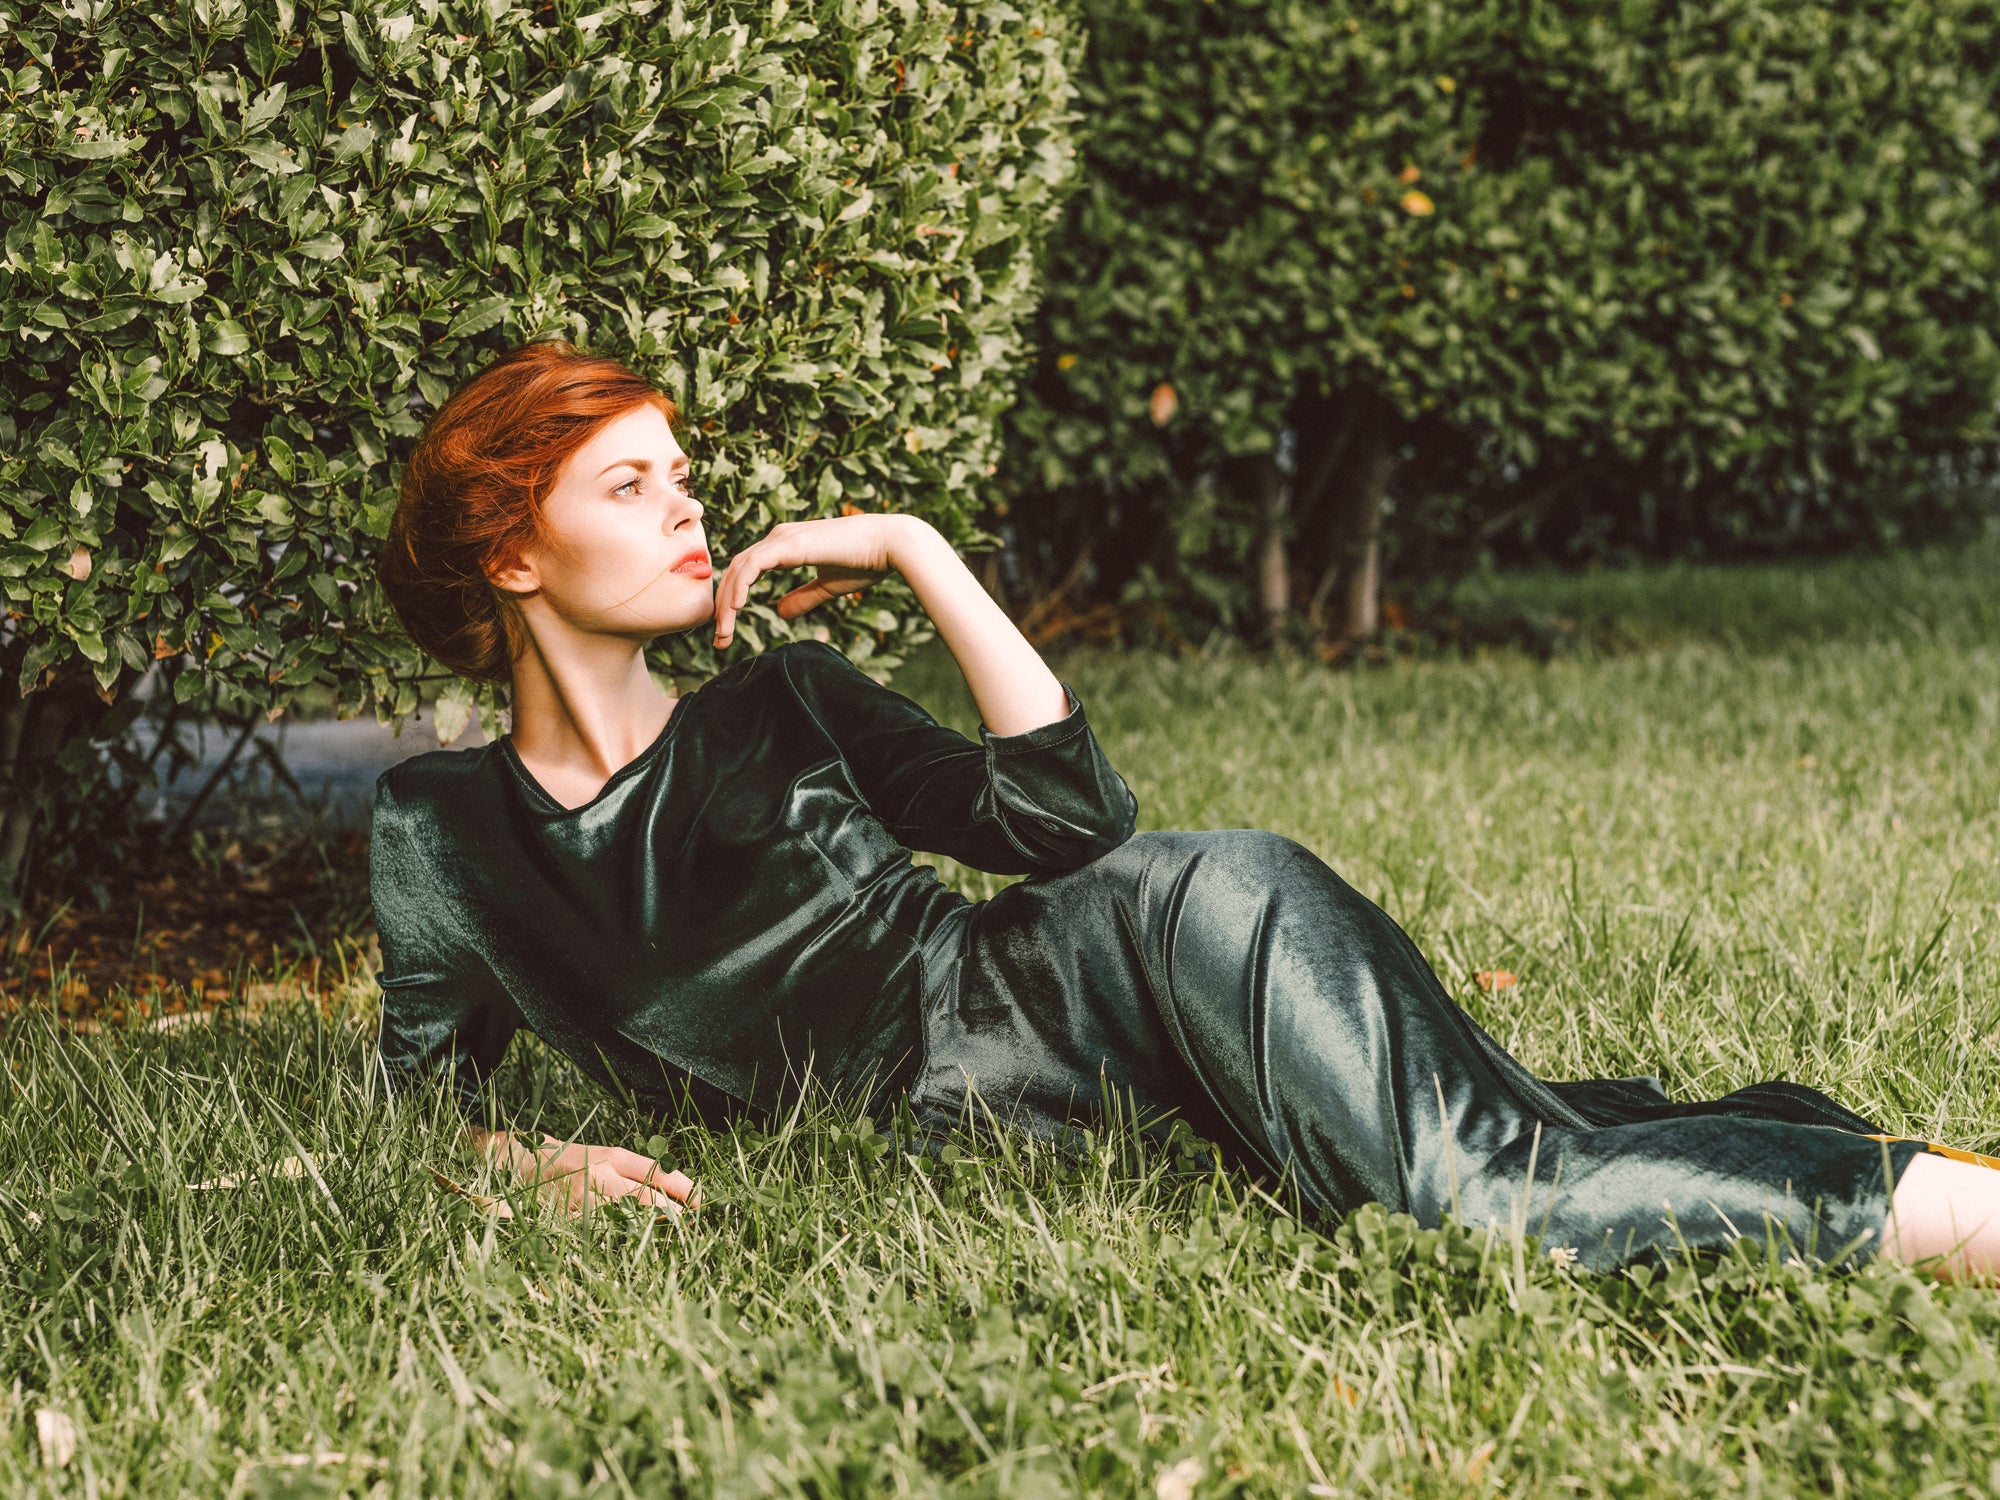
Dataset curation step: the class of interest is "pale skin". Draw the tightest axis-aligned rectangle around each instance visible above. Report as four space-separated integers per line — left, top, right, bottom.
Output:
466 401 1066 1217
461 401 2000 1282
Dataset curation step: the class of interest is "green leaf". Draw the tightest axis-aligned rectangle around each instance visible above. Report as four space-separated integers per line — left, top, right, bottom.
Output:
242 82 289 135
444 295 511 341
245 10 278 78
525 81 569 117
63 136 138 161
78 303 143 334
236 138 300 173
204 320 253 357
339 9 375 76
332 122 378 159
21 515 65 551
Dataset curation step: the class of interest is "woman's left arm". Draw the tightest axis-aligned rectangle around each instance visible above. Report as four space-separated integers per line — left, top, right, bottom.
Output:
878 519 1071 736
710 513 1070 737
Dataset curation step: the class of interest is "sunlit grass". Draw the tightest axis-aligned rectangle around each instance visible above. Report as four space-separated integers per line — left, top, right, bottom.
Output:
6 544 2000 1495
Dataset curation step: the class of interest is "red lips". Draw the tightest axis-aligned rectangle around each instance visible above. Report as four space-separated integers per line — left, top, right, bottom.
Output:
672 548 712 580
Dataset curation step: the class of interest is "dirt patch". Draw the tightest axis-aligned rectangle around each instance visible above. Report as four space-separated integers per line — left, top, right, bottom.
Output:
1 815 374 1028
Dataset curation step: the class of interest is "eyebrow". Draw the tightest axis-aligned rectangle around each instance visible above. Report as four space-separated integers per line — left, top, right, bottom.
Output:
595 454 689 478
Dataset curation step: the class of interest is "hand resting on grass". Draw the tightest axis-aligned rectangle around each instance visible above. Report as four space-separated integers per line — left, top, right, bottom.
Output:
464 1126 700 1216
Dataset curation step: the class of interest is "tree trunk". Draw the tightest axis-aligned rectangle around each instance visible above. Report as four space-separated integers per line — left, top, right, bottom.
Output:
1283 393 1360 586
1306 390 1396 642
0 674 99 921
1249 453 1292 643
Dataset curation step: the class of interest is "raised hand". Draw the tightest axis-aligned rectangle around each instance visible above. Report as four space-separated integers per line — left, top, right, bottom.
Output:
711 513 920 649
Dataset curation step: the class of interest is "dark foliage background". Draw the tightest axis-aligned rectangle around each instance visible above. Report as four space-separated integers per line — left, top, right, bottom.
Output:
1001 0 2000 645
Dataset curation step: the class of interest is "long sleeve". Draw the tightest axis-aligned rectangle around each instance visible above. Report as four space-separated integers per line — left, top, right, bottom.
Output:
369 770 523 1120
780 639 1139 875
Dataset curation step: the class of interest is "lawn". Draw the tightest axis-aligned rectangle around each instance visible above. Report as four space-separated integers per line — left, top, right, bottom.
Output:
6 544 2000 1497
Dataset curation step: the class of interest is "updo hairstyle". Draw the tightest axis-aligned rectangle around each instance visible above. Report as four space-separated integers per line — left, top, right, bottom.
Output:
381 339 680 682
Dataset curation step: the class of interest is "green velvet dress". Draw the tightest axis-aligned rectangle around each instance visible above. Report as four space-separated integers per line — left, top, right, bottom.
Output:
371 639 1928 1269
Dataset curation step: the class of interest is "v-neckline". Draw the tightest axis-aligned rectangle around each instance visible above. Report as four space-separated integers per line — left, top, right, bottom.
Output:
499 696 688 816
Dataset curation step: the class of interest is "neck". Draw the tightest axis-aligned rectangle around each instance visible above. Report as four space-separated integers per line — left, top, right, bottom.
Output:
503 608 676 784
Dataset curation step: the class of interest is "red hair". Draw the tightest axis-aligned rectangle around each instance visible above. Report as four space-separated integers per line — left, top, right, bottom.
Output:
382 340 679 682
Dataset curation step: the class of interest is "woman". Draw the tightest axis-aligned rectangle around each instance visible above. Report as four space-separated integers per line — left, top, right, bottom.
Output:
373 339 2000 1278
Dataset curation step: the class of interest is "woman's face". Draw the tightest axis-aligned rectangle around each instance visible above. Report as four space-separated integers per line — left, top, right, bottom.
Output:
494 402 713 642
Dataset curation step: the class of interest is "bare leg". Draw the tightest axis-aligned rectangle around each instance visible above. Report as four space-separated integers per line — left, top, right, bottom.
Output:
1879 1152 2000 1282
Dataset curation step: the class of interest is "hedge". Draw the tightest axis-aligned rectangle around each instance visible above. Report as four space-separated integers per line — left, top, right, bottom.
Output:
0 0 1079 909
1004 0 2000 643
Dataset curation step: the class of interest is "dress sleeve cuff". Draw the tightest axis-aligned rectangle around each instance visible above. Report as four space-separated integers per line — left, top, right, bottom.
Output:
976 683 1088 754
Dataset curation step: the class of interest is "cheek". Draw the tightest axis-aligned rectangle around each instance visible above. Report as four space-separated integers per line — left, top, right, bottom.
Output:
557 511 671 577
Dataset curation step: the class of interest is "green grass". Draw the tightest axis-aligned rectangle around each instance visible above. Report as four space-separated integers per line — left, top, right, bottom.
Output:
8 544 2000 1496
1440 535 2000 656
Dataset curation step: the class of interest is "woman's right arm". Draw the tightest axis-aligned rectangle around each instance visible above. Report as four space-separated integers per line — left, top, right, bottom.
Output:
371 772 523 1110
373 773 698 1212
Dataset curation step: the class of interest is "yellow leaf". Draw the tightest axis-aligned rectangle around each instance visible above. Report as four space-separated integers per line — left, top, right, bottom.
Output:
1467 1441 1497 1482
1149 382 1178 426
63 545 91 581
1400 190 1436 216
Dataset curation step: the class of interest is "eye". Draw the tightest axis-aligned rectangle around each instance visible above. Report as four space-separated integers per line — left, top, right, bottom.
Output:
613 477 640 497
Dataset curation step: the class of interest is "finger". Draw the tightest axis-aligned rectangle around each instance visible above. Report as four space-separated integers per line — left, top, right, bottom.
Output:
591 1170 643 1203
657 1168 697 1204
774 581 840 619
540 1175 589 1214
709 560 735 641
624 1158 696 1206
713 557 766 647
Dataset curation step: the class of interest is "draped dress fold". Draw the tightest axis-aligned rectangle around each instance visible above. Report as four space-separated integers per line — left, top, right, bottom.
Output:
371 639 1935 1269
